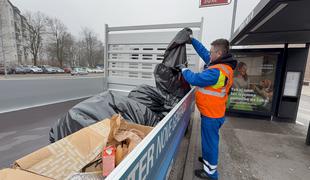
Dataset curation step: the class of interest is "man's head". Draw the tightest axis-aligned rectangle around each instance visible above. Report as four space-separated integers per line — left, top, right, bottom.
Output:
210 39 230 62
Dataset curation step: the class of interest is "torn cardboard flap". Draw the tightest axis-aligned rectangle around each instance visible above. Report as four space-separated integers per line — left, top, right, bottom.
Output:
107 114 153 161
109 114 153 142
13 119 111 180
82 114 154 173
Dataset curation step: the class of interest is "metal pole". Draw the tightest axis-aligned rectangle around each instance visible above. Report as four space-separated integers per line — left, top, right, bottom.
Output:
230 0 238 38
104 24 108 78
306 44 310 146
306 121 310 145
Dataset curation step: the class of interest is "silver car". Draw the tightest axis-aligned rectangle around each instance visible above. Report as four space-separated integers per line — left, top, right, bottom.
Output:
71 67 88 76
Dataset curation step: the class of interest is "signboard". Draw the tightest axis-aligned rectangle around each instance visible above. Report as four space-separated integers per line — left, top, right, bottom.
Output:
106 89 195 180
227 52 278 114
200 0 231 7
283 71 301 97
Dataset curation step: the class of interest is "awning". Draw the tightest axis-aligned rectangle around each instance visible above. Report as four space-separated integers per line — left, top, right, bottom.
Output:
230 0 310 45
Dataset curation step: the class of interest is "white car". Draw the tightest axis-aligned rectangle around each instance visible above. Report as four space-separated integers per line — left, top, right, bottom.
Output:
93 67 104 73
27 65 43 73
85 67 96 73
71 67 88 76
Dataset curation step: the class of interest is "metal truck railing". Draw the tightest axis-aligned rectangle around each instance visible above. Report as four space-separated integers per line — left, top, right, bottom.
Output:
103 20 203 179
104 20 203 95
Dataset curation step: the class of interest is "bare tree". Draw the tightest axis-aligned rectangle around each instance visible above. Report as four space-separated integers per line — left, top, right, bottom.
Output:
81 27 103 67
46 17 68 67
93 41 104 66
24 11 47 66
62 33 76 67
76 40 85 67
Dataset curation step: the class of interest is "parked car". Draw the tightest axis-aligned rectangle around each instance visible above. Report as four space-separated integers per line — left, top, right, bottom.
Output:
53 67 65 73
38 65 57 74
85 67 96 73
63 67 72 73
96 65 104 69
71 67 88 76
0 64 13 74
93 67 104 73
11 66 28 74
21 65 32 73
26 65 43 73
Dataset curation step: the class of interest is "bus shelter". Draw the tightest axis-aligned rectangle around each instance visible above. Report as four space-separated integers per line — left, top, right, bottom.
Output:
228 0 310 144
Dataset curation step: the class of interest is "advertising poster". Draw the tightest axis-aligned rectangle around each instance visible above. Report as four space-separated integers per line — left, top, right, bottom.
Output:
227 53 278 113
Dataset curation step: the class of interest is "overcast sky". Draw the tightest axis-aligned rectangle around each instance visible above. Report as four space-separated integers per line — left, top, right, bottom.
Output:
10 0 260 47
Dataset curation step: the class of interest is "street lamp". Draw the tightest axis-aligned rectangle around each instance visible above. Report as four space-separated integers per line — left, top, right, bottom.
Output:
230 0 238 38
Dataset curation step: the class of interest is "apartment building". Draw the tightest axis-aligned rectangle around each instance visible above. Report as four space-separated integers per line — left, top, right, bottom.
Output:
0 0 31 66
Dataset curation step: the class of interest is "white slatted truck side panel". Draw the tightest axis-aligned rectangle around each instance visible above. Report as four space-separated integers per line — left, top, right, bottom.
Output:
105 20 203 180
104 22 202 96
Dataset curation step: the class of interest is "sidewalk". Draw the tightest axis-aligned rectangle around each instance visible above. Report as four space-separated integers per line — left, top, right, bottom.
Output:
170 110 310 180
302 85 310 96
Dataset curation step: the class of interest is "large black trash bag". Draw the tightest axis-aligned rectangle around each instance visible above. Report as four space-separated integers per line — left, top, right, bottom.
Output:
128 28 192 114
128 84 171 113
162 27 192 68
49 91 163 142
154 63 191 98
154 28 192 100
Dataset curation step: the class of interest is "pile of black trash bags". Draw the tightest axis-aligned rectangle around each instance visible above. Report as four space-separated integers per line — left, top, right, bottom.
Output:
49 28 193 142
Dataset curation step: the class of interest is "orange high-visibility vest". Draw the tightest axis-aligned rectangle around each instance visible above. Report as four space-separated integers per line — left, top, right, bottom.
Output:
195 63 234 118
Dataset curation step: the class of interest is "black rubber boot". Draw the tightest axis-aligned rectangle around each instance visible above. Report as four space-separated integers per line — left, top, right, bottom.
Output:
194 169 217 180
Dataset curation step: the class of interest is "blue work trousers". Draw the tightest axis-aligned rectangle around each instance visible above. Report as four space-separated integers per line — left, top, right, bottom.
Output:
201 115 225 179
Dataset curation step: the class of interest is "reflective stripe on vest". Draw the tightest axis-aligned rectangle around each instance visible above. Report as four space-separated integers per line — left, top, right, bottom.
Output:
218 64 230 75
197 64 232 97
198 87 226 97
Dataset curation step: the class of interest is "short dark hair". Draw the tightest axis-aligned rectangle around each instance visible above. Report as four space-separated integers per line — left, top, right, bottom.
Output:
211 39 230 55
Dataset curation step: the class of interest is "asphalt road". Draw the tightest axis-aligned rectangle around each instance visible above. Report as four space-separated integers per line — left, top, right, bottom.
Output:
0 98 85 168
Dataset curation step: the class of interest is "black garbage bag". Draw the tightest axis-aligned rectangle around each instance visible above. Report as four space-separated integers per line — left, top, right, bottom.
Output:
154 63 191 99
154 28 192 99
128 28 192 116
49 91 163 142
162 27 192 68
128 84 170 113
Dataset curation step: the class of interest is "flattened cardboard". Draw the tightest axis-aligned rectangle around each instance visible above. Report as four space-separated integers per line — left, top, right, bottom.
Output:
14 119 111 180
0 168 53 180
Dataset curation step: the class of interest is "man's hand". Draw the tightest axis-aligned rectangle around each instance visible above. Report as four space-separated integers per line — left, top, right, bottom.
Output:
175 62 188 72
186 34 193 44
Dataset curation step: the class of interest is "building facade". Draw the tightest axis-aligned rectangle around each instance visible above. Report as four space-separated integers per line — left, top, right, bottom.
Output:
0 0 31 66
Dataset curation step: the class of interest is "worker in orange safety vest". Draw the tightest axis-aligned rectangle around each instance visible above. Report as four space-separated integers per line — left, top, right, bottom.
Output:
177 35 237 180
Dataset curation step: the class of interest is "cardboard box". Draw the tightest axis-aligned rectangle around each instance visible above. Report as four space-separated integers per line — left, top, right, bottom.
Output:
0 168 53 180
82 114 153 173
10 114 154 180
13 119 111 180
